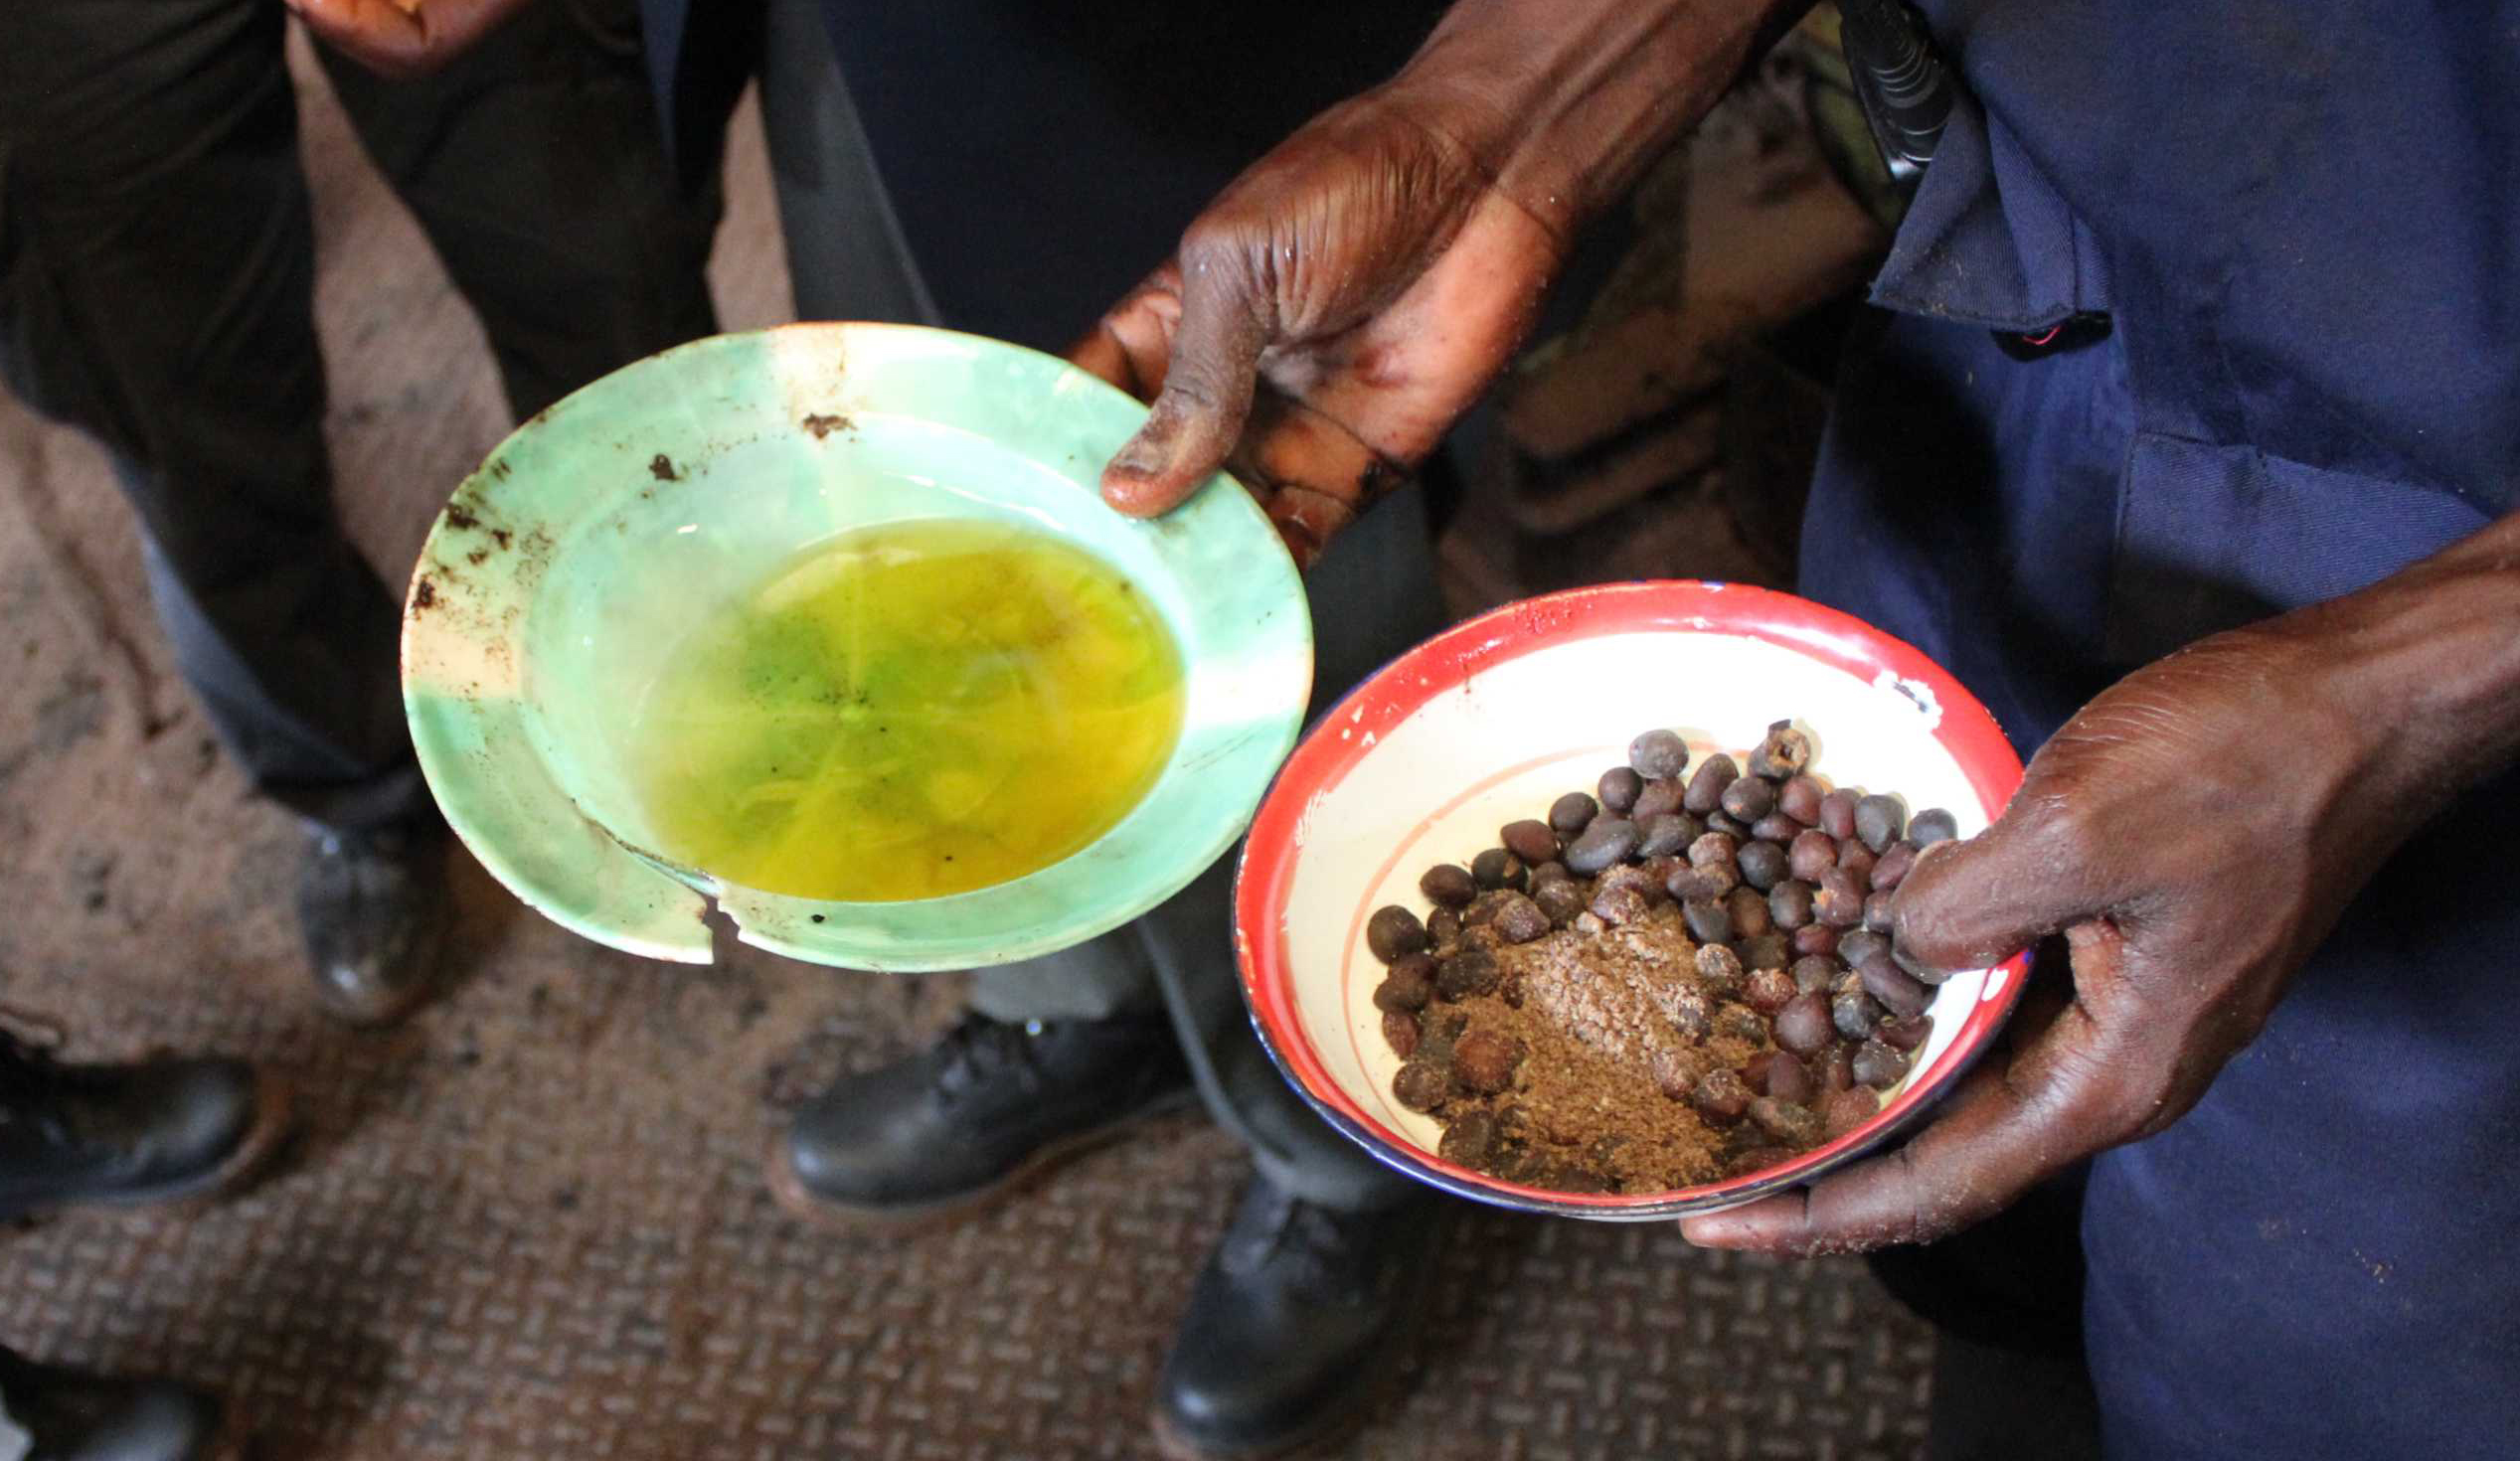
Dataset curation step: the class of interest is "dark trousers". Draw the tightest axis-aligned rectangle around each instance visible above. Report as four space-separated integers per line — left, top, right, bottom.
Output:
658 0 935 326
807 0 1462 1212
968 488 1450 1211
0 0 717 831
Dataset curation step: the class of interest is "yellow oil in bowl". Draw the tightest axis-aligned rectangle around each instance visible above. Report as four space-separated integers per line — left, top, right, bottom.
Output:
622 518 1185 901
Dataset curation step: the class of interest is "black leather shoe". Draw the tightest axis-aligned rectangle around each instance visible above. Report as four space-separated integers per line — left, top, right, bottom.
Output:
297 817 447 1028
769 1010 1191 1228
0 1348 243 1461
0 1032 289 1222
1153 1178 1442 1460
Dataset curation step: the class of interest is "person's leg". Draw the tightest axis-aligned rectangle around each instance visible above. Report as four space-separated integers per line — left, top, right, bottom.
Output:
0 0 449 1024
314 0 720 421
799 9 1462 1450
770 491 1453 1220
963 930 1162 1025
1145 485 1451 1213
1138 483 1453 1459
775 473 1454 1209
0 0 419 832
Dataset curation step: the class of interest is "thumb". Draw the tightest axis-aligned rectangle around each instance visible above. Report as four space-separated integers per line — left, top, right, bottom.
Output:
1891 809 2109 976
1682 920 2133 1254
1100 248 1267 518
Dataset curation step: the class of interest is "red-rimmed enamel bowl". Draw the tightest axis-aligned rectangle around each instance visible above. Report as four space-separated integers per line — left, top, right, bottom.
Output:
1234 581 2030 1219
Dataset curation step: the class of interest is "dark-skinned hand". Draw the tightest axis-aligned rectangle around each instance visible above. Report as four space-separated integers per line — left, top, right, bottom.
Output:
1682 557 2520 1254
1066 0 1811 564
1069 86 1567 568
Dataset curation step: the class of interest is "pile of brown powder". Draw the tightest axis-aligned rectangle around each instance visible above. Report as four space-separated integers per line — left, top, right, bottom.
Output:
1404 903 1768 1193
1368 722 1953 1196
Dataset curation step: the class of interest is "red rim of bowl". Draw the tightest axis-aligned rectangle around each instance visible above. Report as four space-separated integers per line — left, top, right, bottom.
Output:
1233 580 2032 1218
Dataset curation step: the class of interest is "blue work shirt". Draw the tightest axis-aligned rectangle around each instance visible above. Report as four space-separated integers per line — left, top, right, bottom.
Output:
1801 4 2520 1456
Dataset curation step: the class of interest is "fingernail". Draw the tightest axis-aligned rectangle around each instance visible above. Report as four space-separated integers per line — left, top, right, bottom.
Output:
1678 1218 1745 1248
1114 396 1190 477
1109 433 1165 481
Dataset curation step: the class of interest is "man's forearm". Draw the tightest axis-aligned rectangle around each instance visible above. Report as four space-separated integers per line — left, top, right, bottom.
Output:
1387 0 1818 238
2312 507 2520 809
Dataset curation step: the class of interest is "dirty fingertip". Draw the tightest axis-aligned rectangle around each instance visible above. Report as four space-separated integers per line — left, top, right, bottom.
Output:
1679 1203 1778 1249
1100 458 1187 518
1678 1215 1754 1249
1100 422 1176 513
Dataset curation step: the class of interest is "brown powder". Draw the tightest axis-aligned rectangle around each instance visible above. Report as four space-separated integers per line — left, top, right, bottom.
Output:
1501 904 1711 1064
1383 727 1946 1196
1416 901 1774 1195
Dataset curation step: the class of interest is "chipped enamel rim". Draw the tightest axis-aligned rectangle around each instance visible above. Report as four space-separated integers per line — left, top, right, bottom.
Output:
1235 581 2029 1219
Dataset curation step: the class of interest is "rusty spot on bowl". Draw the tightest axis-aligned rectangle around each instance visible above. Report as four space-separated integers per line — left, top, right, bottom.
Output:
801 412 849 439
649 453 679 482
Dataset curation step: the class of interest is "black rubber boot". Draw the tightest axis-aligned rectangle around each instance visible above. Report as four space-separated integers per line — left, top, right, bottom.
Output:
1153 1177 1443 1460
769 1010 1191 1228
0 1348 242 1461
0 1031 287 1222
296 817 447 1028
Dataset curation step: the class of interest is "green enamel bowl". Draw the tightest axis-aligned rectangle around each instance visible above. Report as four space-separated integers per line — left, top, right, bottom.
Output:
399 323 1312 970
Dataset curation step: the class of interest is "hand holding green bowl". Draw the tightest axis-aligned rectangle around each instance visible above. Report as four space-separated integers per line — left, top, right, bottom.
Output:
400 323 1312 971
